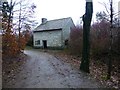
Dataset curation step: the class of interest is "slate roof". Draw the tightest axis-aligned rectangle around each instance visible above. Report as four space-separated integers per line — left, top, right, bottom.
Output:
34 17 74 31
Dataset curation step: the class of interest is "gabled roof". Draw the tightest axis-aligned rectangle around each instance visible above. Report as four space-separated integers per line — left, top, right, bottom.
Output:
34 17 74 31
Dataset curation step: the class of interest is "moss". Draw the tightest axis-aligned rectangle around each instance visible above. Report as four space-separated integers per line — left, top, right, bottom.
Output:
101 74 108 80
25 46 34 50
33 46 64 50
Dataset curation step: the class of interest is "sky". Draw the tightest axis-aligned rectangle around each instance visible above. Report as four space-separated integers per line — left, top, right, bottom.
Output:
32 0 120 25
8 0 120 26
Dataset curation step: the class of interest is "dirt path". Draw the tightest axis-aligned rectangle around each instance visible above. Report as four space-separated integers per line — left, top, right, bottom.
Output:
3 49 104 88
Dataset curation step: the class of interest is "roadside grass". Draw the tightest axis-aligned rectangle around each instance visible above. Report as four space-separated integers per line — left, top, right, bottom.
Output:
25 46 33 50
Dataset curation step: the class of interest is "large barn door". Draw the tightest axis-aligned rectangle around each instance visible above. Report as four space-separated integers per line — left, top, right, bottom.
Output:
43 40 47 49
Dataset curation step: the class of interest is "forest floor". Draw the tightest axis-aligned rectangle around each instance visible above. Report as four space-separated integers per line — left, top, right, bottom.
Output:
47 49 119 89
2 49 106 88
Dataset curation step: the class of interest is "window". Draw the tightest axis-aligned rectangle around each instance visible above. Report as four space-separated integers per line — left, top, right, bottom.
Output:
35 40 40 45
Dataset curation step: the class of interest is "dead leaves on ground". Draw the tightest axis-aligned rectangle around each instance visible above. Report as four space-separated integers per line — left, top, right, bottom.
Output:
2 53 28 85
50 51 119 89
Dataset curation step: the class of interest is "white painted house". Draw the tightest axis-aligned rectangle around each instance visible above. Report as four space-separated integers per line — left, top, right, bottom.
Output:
33 17 75 49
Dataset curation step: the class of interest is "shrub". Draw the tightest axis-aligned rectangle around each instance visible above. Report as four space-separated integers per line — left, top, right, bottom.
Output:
69 20 120 61
2 30 30 58
2 32 19 57
69 26 83 55
91 21 110 57
26 34 33 47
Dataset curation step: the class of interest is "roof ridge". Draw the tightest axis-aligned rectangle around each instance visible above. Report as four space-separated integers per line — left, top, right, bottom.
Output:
34 17 74 31
47 17 72 22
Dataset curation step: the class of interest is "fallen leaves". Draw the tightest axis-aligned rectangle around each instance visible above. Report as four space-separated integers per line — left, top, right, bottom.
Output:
49 50 119 89
2 53 28 87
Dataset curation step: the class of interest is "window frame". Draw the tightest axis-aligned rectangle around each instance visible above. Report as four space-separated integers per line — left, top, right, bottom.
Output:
35 40 40 45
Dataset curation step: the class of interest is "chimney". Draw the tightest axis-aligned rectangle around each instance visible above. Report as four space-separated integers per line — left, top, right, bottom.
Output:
41 18 47 24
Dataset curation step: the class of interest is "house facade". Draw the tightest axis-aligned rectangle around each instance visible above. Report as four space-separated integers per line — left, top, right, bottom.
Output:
33 17 75 49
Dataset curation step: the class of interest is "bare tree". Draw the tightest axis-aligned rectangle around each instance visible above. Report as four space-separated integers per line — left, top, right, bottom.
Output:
2 0 37 53
98 0 114 79
12 0 37 32
7 0 37 51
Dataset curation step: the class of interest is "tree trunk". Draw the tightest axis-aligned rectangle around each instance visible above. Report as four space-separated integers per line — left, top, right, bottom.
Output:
80 0 93 73
18 2 22 52
107 0 113 79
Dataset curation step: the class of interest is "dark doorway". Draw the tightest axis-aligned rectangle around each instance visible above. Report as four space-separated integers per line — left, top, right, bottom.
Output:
43 40 47 49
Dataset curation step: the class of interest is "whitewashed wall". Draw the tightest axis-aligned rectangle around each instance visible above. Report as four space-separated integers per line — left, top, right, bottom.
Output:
34 30 62 48
62 19 75 43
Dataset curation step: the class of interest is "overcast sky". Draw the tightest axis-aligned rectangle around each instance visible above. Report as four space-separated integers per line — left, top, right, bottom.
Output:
8 0 120 25
32 0 120 25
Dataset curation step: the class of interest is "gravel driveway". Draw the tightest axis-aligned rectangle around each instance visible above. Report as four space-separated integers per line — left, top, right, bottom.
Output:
3 49 104 88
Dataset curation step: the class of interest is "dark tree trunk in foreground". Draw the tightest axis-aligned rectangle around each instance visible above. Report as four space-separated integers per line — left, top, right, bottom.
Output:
107 0 113 79
80 0 93 73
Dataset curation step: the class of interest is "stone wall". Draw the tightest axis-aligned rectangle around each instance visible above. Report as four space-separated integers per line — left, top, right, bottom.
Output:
33 30 63 48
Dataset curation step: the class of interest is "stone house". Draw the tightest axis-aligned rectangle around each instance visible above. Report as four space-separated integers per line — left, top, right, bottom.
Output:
33 17 75 49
